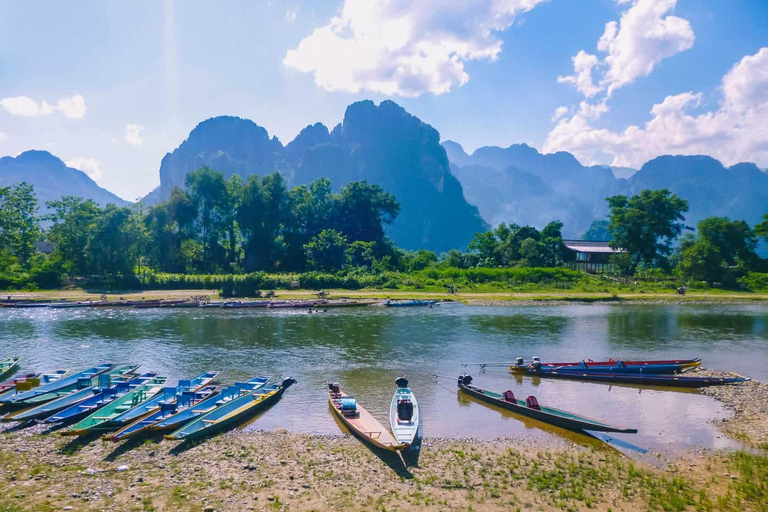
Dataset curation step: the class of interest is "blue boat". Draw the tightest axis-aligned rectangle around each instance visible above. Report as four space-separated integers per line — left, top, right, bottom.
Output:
106 371 219 428
2 365 139 422
107 385 219 442
150 376 269 432
384 300 437 307
166 378 295 442
44 373 159 424
0 363 116 404
514 362 697 375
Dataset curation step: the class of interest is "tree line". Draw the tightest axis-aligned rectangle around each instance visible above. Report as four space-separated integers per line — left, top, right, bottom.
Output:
0 167 767 290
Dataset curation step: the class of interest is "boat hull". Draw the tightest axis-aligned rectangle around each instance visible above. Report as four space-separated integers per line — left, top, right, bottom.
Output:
458 381 636 434
517 370 750 388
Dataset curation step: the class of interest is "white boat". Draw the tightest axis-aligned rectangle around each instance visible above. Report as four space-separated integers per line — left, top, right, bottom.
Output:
389 377 419 446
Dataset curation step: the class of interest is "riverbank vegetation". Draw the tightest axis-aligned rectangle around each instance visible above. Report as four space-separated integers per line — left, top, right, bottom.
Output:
1 167 767 295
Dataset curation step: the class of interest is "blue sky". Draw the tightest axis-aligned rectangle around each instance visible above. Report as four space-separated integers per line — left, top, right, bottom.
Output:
1 0 766 200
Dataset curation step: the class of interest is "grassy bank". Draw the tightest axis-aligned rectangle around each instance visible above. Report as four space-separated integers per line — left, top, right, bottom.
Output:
0 428 765 512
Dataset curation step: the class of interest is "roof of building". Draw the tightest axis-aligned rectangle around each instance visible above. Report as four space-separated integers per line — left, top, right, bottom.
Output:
562 240 625 254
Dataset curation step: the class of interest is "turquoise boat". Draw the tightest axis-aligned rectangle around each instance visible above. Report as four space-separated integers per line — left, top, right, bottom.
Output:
166 377 295 442
3 365 139 422
150 376 269 433
62 376 167 435
107 385 219 442
1 363 116 405
106 371 219 429
44 373 159 424
384 300 436 307
0 357 20 381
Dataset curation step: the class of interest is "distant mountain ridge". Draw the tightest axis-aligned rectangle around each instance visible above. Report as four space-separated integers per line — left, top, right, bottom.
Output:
153 100 488 252
0 151 128 211
445 141 768 237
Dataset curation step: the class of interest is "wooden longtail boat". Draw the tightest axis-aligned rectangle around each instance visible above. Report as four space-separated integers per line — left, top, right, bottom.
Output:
0 357 20 381
149 376 269 433
133 300 189 309
267 301 316 309
328 382 405 451
1 363 116 405
43 373 158 424
516 370 751 388
384 300 436 307
107 385 219 442
389 377 419 446
457 375 637 434
508 357 700 375
48 301 107 308
165 378 295 442
2 366 140 422
0 371 68 401
62 376 167 435
106 371 219 428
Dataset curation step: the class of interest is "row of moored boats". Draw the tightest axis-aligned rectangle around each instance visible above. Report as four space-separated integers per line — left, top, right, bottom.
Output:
0 355 751 453
0 358 295 443
0 299 438 309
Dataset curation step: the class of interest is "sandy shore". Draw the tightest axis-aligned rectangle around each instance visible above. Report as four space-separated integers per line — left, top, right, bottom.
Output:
0 426 764 512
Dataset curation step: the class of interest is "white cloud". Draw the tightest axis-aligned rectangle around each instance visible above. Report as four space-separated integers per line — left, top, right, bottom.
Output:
559 0 693 98
557 51 601 98
125 124 144 146
286 8 297 22
284 0 547 97
551 106 569 122
0 94 86 119
0 132 6 143
599 0 694 95
544 48 768 169
578 99 610 119
65 157 103 181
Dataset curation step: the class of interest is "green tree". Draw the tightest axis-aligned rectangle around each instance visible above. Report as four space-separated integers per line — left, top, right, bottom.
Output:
607 189 689 272
697 217 758 268
519 237 543 267
304 229 348 271
185 166 228 271
46 196 101 275
345 240 376 269
676 238 724 285
755 213 768 242
331 181 399 249
0 183 41 265
86 205 142 280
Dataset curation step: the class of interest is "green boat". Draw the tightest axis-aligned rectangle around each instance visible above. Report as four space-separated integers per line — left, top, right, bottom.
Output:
0 357 20 381
62 376 167 436
457 374 637 434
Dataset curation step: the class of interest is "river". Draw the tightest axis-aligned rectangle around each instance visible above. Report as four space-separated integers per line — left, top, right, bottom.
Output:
2 303 766 454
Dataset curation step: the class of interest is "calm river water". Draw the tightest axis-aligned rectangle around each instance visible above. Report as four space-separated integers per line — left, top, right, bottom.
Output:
2 303 766 453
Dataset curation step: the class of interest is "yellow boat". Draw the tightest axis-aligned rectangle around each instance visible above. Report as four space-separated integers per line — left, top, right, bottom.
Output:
327 382 404 452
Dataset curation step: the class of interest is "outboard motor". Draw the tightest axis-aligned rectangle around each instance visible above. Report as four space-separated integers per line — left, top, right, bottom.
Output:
458 374 473 386
282 377 297 388
532 356 542 370
515 357 525 367
395 377 409 389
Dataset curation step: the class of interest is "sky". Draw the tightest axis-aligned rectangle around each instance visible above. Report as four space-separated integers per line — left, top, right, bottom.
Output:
0 0 766 201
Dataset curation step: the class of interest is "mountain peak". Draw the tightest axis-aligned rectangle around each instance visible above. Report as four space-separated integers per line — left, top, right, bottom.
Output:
14 150 66 167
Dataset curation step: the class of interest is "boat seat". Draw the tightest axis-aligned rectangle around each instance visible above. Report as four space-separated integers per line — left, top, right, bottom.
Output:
526 396 541 410
397 400 413 422
502 390 516 403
